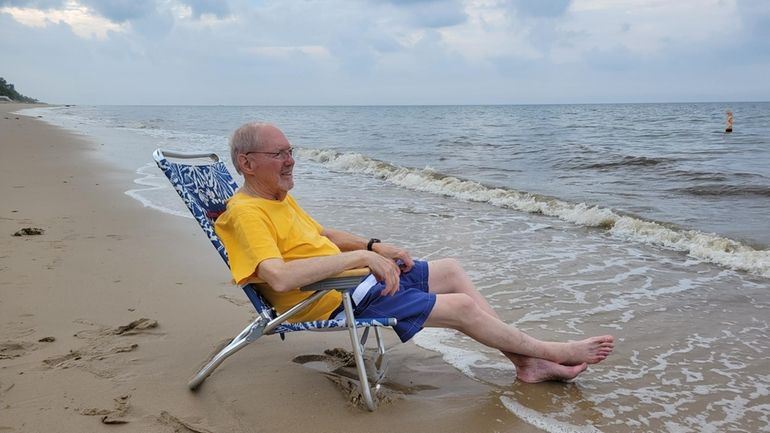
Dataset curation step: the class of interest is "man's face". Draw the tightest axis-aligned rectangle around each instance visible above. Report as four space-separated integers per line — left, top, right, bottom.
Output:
245 126 295 198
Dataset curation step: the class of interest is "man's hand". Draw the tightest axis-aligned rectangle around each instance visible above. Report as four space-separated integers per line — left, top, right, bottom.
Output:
363 251 402 296
371 242 414 273
318 227 414 295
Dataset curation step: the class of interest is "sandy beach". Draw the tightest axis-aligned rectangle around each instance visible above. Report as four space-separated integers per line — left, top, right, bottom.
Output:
0 103 545 433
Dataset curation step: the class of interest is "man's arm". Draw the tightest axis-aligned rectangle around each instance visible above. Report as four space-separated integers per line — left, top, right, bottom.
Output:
322 228 415 272
320 227 368 251
256 227 414 296
256 250 402 295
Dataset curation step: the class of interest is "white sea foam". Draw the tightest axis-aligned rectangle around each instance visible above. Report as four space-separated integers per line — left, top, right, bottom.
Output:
412 328 514 379
300 148 770 278
499 396 604 433
124 163 191 218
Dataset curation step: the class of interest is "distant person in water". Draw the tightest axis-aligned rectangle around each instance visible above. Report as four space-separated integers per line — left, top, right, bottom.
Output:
725 111 734 133
214 122 615 383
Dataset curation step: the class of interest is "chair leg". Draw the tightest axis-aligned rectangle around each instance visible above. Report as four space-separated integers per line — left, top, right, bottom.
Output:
372 326 388 374
188 317 266 390
342 292 377 411
374 326 386 356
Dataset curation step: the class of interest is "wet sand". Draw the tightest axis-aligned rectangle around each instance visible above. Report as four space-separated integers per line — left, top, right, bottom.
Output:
0 104 544 432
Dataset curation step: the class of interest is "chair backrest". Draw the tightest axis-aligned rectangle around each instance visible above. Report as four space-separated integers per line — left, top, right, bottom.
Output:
153 149 276 319
153 149 238 266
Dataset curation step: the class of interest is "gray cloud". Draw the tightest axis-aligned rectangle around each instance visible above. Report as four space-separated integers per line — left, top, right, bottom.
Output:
407 2 466 28
0 0 229 21
0 0 157 22
383 0 452 5
183 0 230 18
509 0 571 18
83 0 230 22
378 0 467 28
80 0 157 22
0 0 65 7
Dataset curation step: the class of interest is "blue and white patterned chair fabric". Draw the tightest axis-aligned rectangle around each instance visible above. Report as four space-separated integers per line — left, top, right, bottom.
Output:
152 149 393 411
154 151 236 262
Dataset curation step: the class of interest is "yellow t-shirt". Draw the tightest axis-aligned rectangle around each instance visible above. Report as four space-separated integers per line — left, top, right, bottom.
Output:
214 192 342 322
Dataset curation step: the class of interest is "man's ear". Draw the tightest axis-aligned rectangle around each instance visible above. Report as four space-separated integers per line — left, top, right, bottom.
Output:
238 154 255 175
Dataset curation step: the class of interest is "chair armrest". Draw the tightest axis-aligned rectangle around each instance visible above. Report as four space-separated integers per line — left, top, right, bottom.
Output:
242 268 370 292
300 268 370 292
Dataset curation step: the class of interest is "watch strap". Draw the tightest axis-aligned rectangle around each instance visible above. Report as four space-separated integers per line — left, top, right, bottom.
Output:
366 238 381 251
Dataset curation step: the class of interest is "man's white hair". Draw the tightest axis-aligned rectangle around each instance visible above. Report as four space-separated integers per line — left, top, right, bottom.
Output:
229 122 273 174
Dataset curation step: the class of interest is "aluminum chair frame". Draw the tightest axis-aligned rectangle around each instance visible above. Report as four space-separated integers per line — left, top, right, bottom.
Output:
153 148 395 411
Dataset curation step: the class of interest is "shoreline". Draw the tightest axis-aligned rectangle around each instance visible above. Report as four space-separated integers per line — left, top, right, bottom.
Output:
0 104 535 432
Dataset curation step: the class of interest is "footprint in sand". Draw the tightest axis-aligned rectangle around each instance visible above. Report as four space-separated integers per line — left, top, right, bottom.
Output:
42 318 159 378
158 411 215 433
73 318 159 339
0 341 35 360
113 318 158 335
0 319 57 360
43 350 83 368
80 394 131 424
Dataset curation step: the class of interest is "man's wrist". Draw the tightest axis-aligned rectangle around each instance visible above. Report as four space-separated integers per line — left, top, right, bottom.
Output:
366 238 381 251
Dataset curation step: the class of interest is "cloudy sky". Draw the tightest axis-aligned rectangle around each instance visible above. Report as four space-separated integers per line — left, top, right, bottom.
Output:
1 0 768 105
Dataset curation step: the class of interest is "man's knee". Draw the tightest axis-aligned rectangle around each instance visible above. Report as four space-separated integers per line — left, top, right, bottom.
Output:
431 293 478 323
446 293 478 318
428 293 480 329
434 257 464 279
444 257 463 271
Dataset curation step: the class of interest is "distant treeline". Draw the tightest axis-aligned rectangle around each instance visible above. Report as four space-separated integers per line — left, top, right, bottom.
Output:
1 77 39 103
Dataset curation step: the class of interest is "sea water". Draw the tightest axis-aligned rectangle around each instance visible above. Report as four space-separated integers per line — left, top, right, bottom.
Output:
23 103 770 432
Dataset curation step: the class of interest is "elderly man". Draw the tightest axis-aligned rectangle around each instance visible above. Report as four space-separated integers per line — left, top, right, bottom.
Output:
214 122 614 383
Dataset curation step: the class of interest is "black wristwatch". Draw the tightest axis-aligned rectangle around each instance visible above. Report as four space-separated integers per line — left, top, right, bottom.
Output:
366 238 381 251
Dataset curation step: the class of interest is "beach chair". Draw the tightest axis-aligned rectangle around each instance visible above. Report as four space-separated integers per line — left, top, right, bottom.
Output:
152 149 396 411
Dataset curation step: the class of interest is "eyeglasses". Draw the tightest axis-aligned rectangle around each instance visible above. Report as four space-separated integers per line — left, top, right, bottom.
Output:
244 147 294 161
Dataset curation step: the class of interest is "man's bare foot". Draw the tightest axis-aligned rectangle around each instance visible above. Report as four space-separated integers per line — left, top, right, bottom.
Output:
553 335 614 365
515 357 588 383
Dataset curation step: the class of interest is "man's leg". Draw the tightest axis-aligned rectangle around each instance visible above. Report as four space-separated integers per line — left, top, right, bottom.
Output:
426 258 501 315
425 258 614 382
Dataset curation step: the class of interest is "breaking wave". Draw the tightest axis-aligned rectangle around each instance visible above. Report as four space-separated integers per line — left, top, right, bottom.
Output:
299 148 770 278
